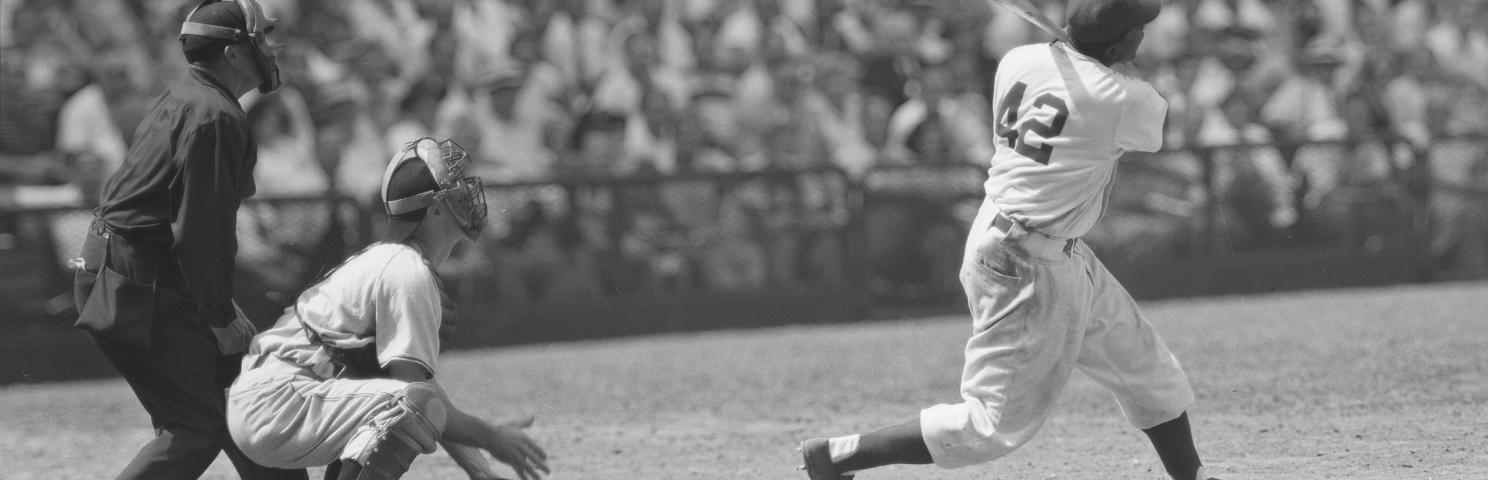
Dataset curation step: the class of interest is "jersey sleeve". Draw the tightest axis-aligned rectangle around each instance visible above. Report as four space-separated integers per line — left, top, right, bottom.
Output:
372 251 443 377
1115 80 1168 153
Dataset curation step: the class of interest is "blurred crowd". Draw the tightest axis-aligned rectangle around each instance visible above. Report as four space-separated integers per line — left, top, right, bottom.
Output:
3 0 1488 303
4 0 1485 203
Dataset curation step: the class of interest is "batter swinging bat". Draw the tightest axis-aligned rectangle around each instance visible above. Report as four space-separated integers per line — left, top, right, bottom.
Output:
987 0 1073 45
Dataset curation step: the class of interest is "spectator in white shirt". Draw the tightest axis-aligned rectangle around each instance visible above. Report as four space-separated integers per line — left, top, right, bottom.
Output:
470 66 556 181
884 64 992 165
53 63 127 199
804 53 876 177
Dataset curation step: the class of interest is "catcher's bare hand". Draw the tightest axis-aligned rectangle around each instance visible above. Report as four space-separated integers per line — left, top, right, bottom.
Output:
483 415 549 480
444 442 505 480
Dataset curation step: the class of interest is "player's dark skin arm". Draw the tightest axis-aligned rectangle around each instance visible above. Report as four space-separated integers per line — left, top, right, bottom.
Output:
834 418 933 472
388 361 550 480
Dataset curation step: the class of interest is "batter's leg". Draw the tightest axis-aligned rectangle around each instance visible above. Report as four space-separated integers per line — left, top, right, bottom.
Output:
1073 244 1205 480
824 417 933 472
1143 412 1202 480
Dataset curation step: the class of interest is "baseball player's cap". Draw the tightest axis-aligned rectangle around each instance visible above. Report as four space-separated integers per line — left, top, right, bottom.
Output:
1066 0 1162 45
383 158 438 242
381 138 488 242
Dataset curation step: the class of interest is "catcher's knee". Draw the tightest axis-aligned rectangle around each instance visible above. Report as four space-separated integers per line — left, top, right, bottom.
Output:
338 382 448 479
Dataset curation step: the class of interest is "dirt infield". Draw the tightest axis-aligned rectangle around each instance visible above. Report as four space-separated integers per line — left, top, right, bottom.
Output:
2 281 1485 479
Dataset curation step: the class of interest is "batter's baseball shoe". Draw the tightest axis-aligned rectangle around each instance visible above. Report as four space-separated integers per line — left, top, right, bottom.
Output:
798 438 853 480
1196 465 1221 479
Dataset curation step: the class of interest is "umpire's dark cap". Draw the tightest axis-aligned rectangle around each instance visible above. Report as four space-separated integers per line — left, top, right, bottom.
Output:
1066 0 1161 45
180 2 247 58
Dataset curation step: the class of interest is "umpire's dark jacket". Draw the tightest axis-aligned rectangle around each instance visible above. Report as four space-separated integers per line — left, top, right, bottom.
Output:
76 65 256 345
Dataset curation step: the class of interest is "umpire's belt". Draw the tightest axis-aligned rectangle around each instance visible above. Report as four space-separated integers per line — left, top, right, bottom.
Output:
80 221 191 291
73 219 196 347
990 210 1078 259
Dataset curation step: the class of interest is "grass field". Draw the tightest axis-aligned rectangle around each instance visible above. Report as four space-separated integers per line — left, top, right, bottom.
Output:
2 281 1486 479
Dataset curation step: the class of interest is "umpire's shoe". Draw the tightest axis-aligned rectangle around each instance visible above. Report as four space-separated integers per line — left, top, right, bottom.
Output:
798 438 853 480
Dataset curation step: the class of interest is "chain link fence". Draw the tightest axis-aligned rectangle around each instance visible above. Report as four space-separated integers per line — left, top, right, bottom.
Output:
443 168 860 344
1428 135 1488 277
1089 138 1428 264
447 167 855 304
859 163 985 307
0 196 366 334
2 137 1485 343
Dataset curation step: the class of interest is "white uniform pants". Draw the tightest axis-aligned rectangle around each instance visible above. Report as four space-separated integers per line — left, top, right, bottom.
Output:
919 202 1194 469
227 355 412 469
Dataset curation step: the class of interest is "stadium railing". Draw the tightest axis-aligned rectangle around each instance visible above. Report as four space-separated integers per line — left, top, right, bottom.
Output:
1 136 1484 382
442 166 865 347
1090 137 1436 298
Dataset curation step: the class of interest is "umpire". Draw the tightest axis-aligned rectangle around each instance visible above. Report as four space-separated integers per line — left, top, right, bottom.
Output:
71 1 305 478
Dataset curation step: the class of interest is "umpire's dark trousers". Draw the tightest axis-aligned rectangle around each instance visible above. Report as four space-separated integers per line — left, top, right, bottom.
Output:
85 233 306 479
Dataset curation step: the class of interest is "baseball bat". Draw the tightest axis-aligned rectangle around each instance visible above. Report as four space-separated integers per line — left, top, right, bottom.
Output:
987 0 1073 45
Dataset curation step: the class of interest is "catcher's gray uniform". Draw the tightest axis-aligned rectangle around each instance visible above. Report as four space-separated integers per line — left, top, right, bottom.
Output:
227 243 444 469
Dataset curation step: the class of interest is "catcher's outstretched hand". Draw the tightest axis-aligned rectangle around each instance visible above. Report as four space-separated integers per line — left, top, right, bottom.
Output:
444 442 505 480
483 415 549 480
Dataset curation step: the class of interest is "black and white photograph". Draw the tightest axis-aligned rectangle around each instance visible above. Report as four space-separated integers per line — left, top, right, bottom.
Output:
1 0 1485 478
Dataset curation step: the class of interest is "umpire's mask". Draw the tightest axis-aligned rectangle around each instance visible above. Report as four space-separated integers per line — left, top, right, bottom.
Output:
381 138 488 242
180 0 281 93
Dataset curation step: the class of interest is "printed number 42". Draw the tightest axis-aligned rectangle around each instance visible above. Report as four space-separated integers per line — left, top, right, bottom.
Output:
994 82 1069 165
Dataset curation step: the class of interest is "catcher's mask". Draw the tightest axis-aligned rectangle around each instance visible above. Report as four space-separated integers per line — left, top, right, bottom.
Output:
381 138 488 241
180 0 281 93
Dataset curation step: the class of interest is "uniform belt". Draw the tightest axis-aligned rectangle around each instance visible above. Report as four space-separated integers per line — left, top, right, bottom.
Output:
990 210 1020 235
93 220 191 293
990 210 1077 257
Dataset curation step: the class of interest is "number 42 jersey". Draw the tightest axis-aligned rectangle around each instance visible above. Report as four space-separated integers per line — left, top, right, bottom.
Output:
984 42 1168 240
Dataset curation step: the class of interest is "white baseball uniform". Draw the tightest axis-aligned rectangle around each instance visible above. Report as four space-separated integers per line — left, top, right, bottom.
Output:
918 42 1194 468
227 243 444 469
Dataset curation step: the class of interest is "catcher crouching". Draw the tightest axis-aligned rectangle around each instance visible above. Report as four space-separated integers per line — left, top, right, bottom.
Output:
226 138 549 480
